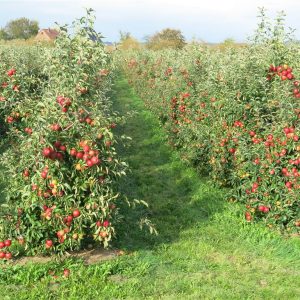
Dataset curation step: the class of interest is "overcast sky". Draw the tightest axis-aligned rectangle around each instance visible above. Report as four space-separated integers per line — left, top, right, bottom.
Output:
0 0 299 42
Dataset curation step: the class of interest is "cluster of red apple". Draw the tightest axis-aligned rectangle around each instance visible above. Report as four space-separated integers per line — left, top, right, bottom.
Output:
78 113 94 126
70 143 101 168
281 167 300 184
45 209 81 246
56 95 72 113
24 127 33 135
293 81 300 99
258 205 270 213
252 182 259 193
244 126 300 221
249 127 300 148
245 211 252 221
42 141 67 161
244 204 270 223
48 268 71 278
3 69 19 95
6 116 15 123
31 181 64 198
42 205 54 220
0 239 12 260
7 68 16 77
52 229 69 245
96 220 110 228
249 130 263 144
283 127 299 140
6 111 21 124
263 134 275 147
63 215 74 227
169 93 192 125
50 123 62 131
267 64 294 81
267 65 300 99
233 120 244 128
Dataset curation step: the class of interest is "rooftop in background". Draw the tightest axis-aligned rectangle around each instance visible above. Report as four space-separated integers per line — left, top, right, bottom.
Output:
35 28 59 41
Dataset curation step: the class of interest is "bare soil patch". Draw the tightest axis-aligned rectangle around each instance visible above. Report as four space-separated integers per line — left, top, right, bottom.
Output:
7 248 124 267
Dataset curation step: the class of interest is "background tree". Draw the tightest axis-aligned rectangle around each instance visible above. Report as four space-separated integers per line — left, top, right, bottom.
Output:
118 31 141 50
0 28 8 40
146 28 186 50
119 31 131 42
218 38 245 51
3 18 39 40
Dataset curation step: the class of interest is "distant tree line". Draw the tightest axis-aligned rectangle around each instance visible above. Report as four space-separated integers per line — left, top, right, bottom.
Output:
117 29 241 51
118 28 186 50
0 18 39 40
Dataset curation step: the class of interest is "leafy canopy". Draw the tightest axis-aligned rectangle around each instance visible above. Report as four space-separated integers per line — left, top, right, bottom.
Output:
146 28 186 50
0 18 39 40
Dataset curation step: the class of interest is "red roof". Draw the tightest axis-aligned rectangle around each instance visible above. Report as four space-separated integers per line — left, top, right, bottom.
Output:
38 29 59 39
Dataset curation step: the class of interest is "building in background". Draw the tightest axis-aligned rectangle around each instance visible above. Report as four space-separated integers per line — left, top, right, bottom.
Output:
35 28 59 41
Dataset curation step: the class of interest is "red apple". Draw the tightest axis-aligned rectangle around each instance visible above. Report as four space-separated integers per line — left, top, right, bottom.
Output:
63 269 71 277
70 148 77 157
54 141 61 149
4 240 11 247
87 160 93 167
23 169 30 177
72 209 81 218
45 240 53 248
103 220 110 227
42 147 52 157
76 152 84 159
83 145 90 153
245 211 252 222
66 215 73 223
91 156 99 165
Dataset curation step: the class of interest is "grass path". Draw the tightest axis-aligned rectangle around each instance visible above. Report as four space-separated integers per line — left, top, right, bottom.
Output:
1 77 300 299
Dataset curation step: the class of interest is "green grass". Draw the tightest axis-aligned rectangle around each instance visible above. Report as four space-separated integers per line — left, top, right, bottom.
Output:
1 76 300 299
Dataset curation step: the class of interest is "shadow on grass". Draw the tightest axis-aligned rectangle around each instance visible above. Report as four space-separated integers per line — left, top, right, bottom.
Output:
112 77 226 251
0 142 8 205
0 181 6 204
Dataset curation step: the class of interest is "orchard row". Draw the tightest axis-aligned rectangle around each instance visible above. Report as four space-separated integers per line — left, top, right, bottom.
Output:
0 12 131 259
121 28 300 234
